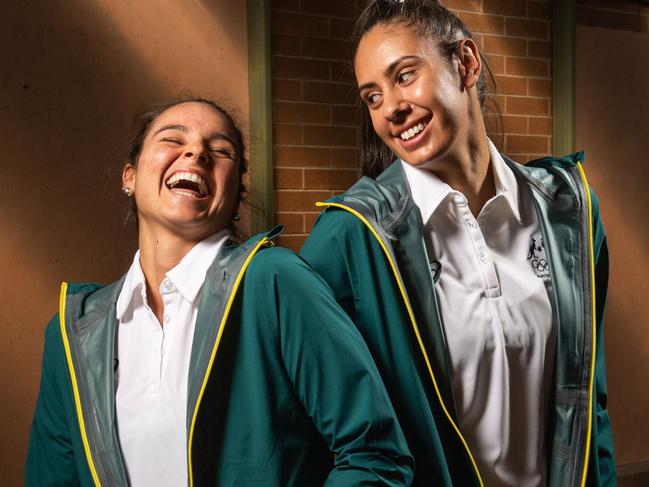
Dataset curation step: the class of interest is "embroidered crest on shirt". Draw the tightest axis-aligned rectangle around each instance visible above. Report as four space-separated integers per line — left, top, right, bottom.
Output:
527 235 550 278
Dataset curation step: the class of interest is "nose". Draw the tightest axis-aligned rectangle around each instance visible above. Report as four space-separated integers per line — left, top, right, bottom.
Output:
383 89 410 123
182 144 209 164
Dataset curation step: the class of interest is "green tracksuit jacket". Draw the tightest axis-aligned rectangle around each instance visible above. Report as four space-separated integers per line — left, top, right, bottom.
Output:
26 229 414 486
300 154 615 486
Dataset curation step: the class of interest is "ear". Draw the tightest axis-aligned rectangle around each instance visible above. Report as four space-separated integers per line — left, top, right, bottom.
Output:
122 163 136 192
457 38 481 90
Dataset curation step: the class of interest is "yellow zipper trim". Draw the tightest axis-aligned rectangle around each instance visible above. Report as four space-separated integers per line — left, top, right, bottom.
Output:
187 237 270 487
576 162 597 487
58 282 101 487
316 202 484 487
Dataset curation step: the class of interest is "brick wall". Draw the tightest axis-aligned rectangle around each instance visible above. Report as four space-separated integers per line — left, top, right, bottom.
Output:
271 0 552 250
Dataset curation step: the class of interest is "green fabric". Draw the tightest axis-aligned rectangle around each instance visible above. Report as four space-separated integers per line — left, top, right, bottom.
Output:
300 156 615 486
26 236 413 486
26 314 95 487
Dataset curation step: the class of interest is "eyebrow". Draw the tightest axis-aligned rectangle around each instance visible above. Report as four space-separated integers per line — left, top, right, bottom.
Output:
357 55 421 92
154 124 236 147
153 124 188 136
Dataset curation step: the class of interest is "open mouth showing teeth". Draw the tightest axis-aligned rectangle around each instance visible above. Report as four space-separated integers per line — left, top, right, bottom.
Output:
165 171 209 197
399 120 429 141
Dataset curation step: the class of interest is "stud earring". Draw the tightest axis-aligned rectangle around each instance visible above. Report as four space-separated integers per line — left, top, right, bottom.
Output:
232 213 241 222
121 187 134 197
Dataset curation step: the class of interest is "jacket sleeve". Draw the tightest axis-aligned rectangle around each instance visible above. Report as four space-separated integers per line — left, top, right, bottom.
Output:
300 209 358 319
253 248 414 486
587 187 616 486
25 316 81 486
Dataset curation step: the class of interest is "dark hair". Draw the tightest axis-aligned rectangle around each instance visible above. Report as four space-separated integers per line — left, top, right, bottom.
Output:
122 97 248 238
353 0 501 178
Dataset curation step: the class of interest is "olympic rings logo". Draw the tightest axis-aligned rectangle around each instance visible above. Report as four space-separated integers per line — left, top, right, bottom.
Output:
531 258 548 272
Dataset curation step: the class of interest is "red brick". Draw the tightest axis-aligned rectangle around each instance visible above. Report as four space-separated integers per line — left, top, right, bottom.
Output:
273 102 330 124
272 56 330 80
505 18 549 39
483 0 527 16
487 54 505 74
272 79 301 101
276 235 307 252
273 123 302 144
302 37 353 61
507 96 549 115
275 168 303 189
332 105 359 125
272 11 329 37
274 146 331 168
528 1 552 20
529 116 552 135
303 81 357 105
528 40 551 59
506 134 549 153
271 0 299 11
331 61 355 83
272 34 301 56
528 78 551 97
303 125 358 146
304 169 359 189
275 212 304 233
458 12 505 34
330 18 355 39
304 212 320 231
485 113 527 134
444 0 482 11
482 35 527 57
276 190 331 211
494 75 527 95
502 114 528 134
505 57 549 77
301 0 357 19
331 148 361 169
506 152 528 162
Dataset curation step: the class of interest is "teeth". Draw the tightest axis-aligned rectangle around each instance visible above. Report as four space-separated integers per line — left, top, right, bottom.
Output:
165 171 208 196
400 121 427 141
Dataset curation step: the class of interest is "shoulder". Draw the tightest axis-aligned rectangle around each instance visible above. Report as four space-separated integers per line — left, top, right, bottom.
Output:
246 247 315 284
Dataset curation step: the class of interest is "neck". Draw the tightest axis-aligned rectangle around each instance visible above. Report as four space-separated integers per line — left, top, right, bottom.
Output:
431 118 494 217
137 223 203 324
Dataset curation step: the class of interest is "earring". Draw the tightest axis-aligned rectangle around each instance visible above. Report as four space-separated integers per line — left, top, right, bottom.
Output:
121 187 134 197
232 213 241 222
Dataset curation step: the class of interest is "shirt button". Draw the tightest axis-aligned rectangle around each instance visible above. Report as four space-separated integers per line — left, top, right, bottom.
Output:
466 219 477 229
479 253 488 264
164 280 173 290
164 314 171 323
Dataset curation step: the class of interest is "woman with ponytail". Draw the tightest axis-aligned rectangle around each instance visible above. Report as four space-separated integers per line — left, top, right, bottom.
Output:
301 1 615 485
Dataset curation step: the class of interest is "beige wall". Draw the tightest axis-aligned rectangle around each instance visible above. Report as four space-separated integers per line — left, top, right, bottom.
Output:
576 25 649 471
0 0 248 483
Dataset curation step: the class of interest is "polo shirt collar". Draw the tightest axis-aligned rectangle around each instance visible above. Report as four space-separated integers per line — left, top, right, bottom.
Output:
488 139 522 224
115 229 230 319
401 138 522 226
165 229 229 303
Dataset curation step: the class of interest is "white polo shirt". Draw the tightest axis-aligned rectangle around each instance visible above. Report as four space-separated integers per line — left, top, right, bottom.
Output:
114 230 229 486
402 140 555 486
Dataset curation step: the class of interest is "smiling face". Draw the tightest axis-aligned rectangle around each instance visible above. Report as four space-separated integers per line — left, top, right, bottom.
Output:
122 101 241 241
355 23 479 170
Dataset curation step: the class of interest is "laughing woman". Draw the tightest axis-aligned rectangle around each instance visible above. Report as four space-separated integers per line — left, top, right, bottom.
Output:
25 98 413 486
301 1 615 486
